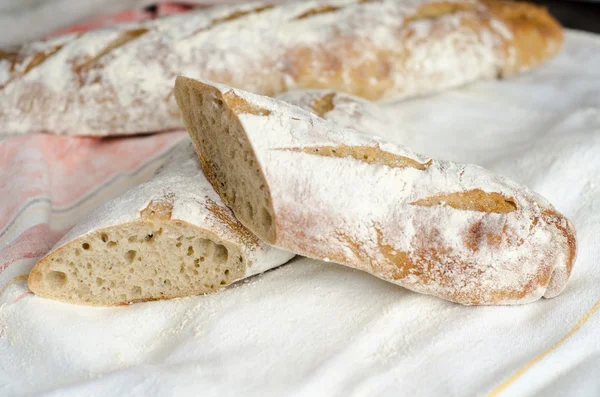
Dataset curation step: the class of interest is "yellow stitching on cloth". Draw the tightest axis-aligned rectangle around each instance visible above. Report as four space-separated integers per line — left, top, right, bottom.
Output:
488 298 600 396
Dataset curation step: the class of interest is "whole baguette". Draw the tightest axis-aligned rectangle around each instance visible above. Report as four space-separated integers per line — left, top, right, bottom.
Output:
26 89 372 306
1 0 561 136
175 77 577 305
28 140 295 306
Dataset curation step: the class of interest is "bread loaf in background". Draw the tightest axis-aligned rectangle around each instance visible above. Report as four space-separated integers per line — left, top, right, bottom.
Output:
1 0 562 136
175 77 576 306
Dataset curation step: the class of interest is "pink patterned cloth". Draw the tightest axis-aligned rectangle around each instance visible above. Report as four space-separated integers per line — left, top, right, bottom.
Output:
0 131 188 290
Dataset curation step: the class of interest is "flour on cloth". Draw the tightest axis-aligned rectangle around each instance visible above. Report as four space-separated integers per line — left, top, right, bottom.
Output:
1 31 600 396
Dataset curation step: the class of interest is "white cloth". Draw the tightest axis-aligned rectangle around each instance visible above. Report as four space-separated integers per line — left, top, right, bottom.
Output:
1 30 600 397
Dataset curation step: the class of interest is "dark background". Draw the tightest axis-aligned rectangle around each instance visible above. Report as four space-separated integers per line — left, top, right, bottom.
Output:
530 0 600 33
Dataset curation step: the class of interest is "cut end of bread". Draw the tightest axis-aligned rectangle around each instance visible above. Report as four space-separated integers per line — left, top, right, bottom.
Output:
28 219 246 306
174 77 276 244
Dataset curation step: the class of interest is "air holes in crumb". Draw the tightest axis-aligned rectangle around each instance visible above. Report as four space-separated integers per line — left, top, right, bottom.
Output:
220 280 227 285
87 263 92 270
214 245 228 264
47 271 67 288
176 242 182 248
101 233 108 242
145 234 153 242
108 241 117 247
128 236 137 243
194 258 200 267
132 286 142 297
82 243 90 250
224 269 230 276
96 277 104 286
75 249 81 256
126 250 136 263
187 246 194 256
164 279 172 286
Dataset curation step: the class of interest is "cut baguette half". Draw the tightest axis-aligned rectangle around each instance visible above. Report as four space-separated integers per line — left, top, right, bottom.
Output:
28 141 294 306
175 77 577 305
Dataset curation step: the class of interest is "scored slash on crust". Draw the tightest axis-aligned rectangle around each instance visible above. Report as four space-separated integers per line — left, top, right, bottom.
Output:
276 145 432 170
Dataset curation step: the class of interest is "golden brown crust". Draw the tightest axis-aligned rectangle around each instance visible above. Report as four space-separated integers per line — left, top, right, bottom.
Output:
280 145 432 170
73 28 149 75
139 195 175 220
223 91 272 116
407 1 477 23
411 189 518 213
484 0 563 75
211 5 275 24
310 92 336 118
0 45 64 90
295 5 343 20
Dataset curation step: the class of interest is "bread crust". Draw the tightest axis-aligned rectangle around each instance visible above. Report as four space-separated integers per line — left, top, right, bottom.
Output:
1 0 562 136
175 77 577 305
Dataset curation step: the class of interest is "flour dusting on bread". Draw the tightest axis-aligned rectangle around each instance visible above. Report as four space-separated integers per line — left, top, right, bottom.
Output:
175 78 576 305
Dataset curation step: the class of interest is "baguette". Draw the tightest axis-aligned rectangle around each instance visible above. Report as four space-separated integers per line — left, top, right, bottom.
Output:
1 0 561 136
174 77 577 305
28 140 295 306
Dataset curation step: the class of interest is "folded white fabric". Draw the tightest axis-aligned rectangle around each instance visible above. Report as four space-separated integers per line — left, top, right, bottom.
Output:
1 31 599 396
